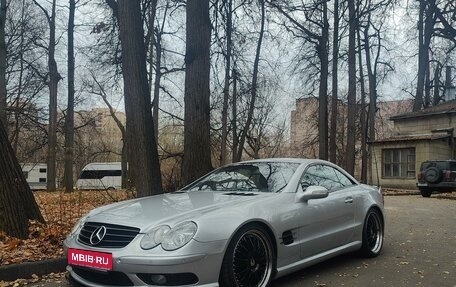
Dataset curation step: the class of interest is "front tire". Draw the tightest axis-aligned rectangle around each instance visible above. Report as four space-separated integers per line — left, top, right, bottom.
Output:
219 224 274 287
359 209 384 258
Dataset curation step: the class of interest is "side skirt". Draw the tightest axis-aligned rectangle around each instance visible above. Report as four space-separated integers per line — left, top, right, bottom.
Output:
274 241 362 279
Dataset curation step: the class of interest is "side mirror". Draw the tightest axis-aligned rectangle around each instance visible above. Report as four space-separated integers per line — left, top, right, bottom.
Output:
297 185 329 202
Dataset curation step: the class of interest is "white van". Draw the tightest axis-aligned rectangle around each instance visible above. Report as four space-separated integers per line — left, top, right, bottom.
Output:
21 163 48 190
76 162 122 190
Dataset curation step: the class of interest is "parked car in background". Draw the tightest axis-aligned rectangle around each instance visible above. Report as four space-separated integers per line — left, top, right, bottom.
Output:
417 160 456 197
76 162 122 190
65 158 384 287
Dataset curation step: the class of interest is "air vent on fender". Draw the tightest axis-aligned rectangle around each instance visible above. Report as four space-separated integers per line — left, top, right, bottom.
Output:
282 230 294 245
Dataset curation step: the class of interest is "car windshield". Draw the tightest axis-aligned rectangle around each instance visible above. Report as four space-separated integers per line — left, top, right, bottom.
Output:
183 162 300 193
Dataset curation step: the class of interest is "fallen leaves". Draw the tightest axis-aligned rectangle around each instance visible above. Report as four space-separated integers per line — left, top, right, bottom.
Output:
0 272 66 287
0 190 134 266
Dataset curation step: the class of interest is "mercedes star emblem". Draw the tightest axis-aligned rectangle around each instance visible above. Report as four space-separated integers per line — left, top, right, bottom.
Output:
90 226 107 246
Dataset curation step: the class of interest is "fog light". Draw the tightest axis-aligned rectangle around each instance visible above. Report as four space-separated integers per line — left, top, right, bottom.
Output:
150 274 167 285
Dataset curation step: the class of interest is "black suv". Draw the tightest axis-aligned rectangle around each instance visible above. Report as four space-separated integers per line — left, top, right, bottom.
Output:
417 160 456 197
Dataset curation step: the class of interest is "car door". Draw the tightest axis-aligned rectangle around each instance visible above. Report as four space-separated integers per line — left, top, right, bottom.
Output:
298 164 356 259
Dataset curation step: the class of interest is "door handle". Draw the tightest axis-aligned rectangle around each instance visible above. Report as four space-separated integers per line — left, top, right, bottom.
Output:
345 197 353 204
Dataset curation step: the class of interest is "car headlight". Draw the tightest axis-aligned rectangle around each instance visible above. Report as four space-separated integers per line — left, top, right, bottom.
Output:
140 225 171 250
140 221 198 251
161 221 198 251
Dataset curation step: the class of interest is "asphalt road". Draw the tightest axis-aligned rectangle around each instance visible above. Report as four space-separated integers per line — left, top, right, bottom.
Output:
271 195 456 287
31 195 456 287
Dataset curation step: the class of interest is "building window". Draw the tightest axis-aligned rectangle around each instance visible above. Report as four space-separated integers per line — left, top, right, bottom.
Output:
383 148 415 178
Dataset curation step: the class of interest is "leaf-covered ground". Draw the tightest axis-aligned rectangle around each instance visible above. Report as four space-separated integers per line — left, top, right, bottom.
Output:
0 190 135 266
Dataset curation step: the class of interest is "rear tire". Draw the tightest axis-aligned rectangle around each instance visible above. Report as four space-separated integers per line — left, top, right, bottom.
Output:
419 188 432 197
219 224 274 287
359 209 384 258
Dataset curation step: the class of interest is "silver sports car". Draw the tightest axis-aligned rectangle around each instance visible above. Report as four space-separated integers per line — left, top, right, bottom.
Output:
64 158 384 287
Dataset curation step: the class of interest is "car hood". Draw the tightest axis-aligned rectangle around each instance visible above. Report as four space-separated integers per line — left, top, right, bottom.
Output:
84 191 274 232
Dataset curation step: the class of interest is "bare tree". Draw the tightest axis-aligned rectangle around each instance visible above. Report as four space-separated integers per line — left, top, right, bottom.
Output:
329 0 341 164
346 0 357 175
117 0 163 197
233 0 266 162
0 0 6 129
88 72 128 188
413 0 436 111
182 0 213 184
270 0 330 160
220 0 233 165
33 0 61 192
4 0 47 158
64 0 76 192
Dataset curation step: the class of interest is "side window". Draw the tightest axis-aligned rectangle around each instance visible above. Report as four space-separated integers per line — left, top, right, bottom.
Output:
332 167 355 187
300 165 348 191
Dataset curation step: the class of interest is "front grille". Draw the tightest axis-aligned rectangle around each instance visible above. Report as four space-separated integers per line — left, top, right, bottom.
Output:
71 266 133 286
78 222 140 248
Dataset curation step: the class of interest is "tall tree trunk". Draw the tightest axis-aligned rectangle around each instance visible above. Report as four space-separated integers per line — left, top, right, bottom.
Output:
318 0 329 160
231 68 238 163
220 0 233 166
47 0 59 192
64 0 75 193
152 34 162 139
329 0 340 164
364 20 378 184
433 64 440 105
424 63 431 107
0 121 44 239
118 0 163 197
357 22 367 183
182 0 213 184
346 0 357 175
148 0 159 139
234 0 265 162
0 0 6 130
414 0 434 111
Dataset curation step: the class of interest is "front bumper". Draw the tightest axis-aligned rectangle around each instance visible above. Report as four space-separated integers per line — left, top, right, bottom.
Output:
64 235 227 286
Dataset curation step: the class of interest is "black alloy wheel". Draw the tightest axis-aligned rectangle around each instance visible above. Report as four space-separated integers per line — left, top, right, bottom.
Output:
219 225 274 287
360 209 384 258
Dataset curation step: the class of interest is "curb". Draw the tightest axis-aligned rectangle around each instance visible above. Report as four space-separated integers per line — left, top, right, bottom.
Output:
0 258 66 282
383 192 420 196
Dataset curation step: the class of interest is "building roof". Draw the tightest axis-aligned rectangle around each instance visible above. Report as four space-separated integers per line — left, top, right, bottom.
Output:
390 100 456 120
371 132 450 144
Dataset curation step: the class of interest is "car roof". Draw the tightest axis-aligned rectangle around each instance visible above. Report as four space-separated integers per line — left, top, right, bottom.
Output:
232 158 330 165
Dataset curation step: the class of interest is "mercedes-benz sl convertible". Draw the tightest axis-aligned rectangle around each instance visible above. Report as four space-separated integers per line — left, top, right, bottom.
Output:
64 158 384 287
